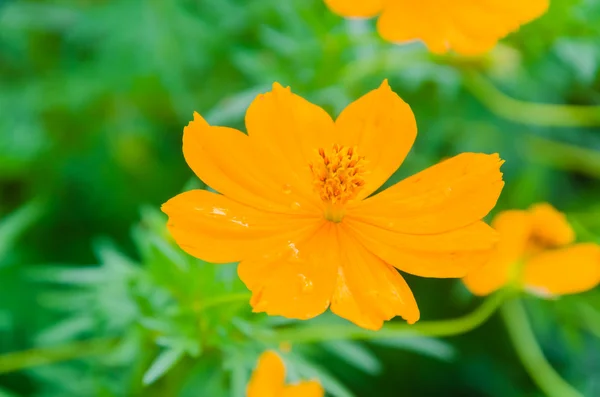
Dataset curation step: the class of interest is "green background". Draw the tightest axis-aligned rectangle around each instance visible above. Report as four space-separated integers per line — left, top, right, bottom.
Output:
1 0 600 396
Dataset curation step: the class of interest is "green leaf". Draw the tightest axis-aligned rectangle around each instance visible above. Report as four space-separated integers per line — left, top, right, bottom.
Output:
0 310 11 330
369 337 457 362
0 200 44 265
287 353 356 397
321 340 381 375
0 387 20 397
142 348 185 386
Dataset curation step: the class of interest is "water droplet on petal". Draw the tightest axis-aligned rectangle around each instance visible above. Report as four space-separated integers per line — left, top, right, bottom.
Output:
287 242 300 261
290 202 301 210
210 207 227 216
282 184 292 194
298 274 314 293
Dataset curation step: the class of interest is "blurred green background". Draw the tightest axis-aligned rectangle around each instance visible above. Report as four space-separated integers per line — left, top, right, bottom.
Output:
1 0 600 396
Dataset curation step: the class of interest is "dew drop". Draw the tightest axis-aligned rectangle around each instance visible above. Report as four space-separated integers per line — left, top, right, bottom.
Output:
211 207 227 216
282 184 292 194
290 202 301 210
298 274 314 293
287 242 300 260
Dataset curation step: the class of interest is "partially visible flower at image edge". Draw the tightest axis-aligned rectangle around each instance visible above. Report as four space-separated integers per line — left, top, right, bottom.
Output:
247 350 323 397
463 203 600 297
324 0 549 55
162 80 505 330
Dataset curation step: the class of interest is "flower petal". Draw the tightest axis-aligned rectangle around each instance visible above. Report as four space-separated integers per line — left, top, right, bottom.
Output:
183 112 319 214
348 153 504 234
247 351 285 397
335 80 417 200
529 203 575 247
462 210 533 296
239 222 338 320
344 218 498 278
377 3 451 54
282 381 324 397
245 83 336 209
324 0 384 18
162 190 320 263
377 0 549 55
331 227 420 330
523 243 600 296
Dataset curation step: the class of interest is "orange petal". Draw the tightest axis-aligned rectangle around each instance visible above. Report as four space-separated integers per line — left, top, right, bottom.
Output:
162 190 320 263
331 226 420 330
462 210 533 296
377 0 549 55
344 219 498 278
282 381 325 397
334 80 417 200
377 3 450 54
523 243 600 296
348 153 504 234
238 222 338 320
324 0 384 18
245 83 336 209
247 351 285 397
529 203 575 247
183 112 319 214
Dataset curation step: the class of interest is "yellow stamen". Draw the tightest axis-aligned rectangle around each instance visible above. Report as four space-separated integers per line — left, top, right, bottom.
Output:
309 144 366 222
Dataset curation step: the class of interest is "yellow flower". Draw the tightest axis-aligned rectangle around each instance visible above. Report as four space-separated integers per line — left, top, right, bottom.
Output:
162 81 504 330
247 351 323 397
324 0 549 55
463 203 600 297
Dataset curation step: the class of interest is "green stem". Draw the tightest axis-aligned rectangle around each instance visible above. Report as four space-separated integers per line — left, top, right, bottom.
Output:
0 338 118 375
500 298 583 397
463 71 600 127
273 290 508 344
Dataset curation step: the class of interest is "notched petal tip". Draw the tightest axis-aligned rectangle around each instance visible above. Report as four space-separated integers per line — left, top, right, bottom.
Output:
405 315 419 325
184 111 209 133
160 195 181 215
160 202 169 215
271 81 291 93
379 78 391 90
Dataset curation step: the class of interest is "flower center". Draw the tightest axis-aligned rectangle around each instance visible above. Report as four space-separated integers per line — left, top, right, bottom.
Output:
309 144 366 222
524 207 574 258
524 233 563 258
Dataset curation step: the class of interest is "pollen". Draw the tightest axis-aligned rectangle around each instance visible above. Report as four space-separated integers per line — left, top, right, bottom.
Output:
309 144 367 207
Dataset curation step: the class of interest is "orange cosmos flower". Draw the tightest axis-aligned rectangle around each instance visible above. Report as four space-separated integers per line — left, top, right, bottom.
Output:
247 351 323 397
162 81 504 330
324 0 549 55
463 203 600 297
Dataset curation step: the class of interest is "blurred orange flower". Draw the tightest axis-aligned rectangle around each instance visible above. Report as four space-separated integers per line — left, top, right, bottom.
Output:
247 351 323 397
162 81 504 330
324 0 549 55
463 203 600 297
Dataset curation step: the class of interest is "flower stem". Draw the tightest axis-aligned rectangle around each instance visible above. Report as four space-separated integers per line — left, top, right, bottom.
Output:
0 338 118 375
500 298 583 397
463 71 600 127
273 290 509 344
